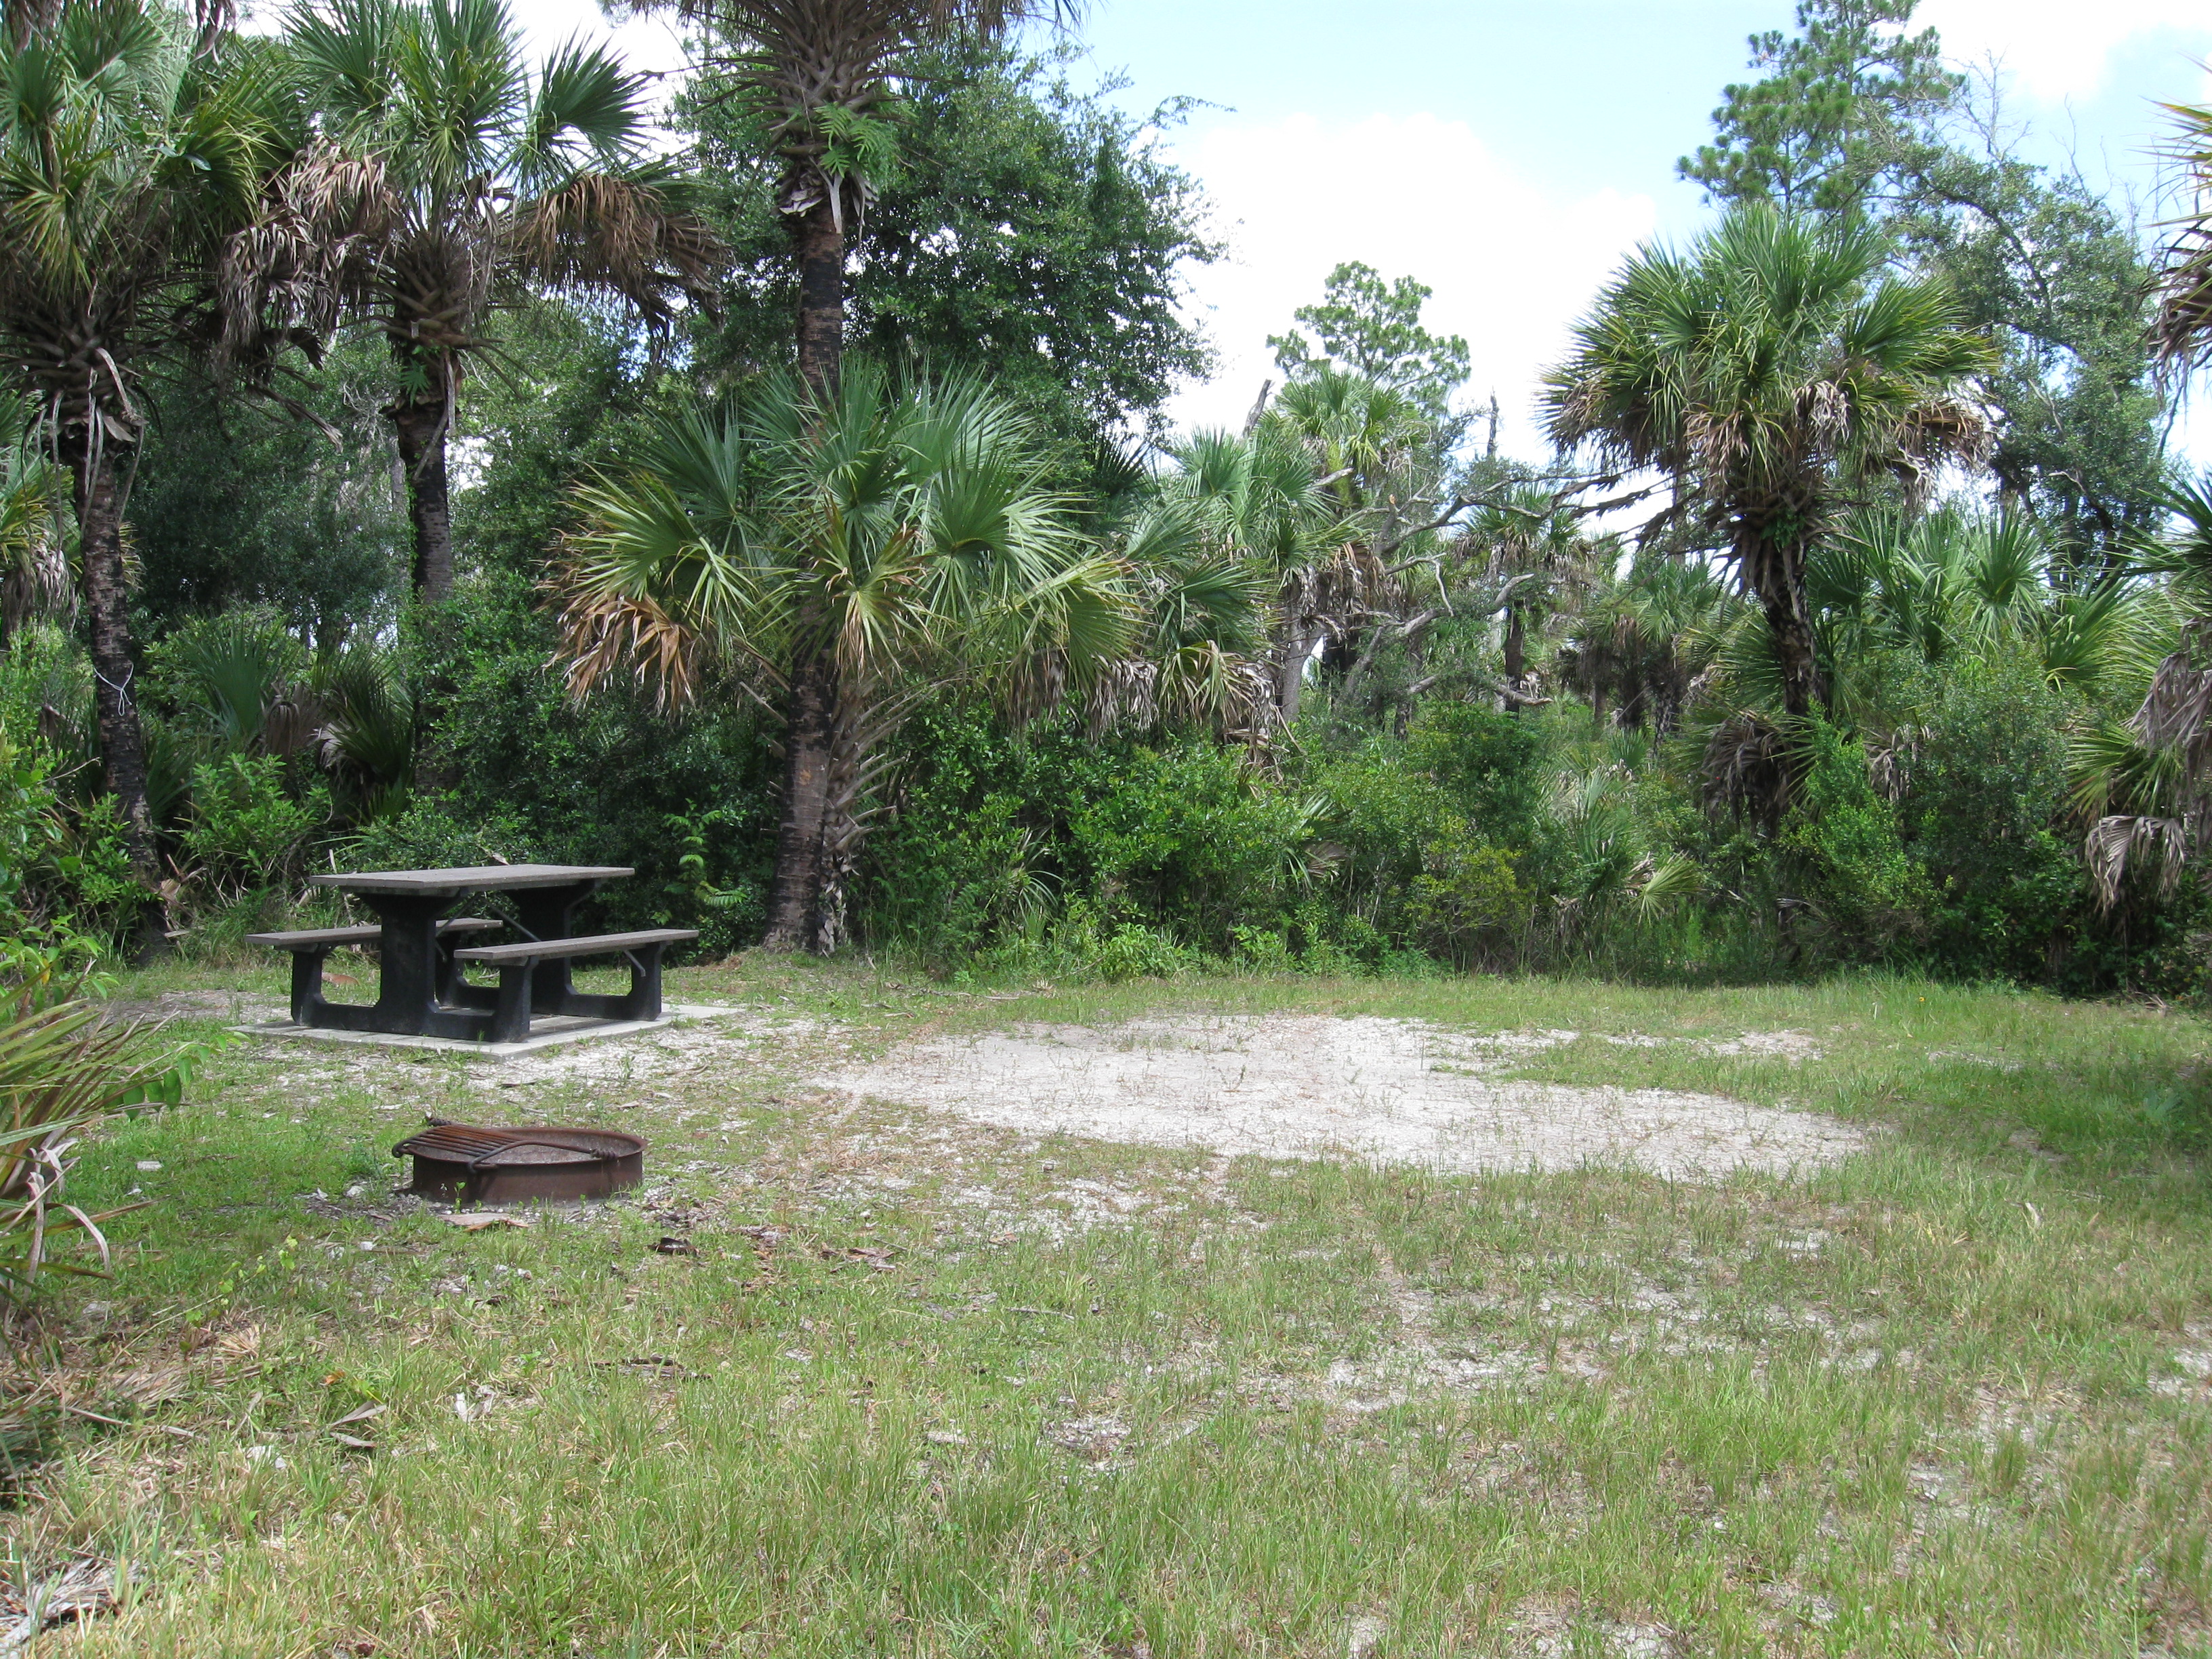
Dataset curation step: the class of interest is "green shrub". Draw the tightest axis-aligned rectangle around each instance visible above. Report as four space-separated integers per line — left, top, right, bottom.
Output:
865 708 1315 967
1894 653 2087 983
379 571 776 956
183 754 324 897
1092 922 1206 982
1402 701 1551 849
1781 717 1932 961
1406 821 1527 968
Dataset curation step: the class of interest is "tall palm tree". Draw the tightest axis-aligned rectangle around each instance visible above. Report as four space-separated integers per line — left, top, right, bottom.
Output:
551 360 1130 952
0 0 299 922
647 0 1069 398
1543 207 1992 724
282 0 720 602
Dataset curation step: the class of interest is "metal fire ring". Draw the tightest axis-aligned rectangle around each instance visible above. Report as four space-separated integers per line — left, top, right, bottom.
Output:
393 1120 647 1206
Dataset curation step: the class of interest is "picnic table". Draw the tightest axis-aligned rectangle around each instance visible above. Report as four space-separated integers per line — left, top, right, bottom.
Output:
247 864 696 1044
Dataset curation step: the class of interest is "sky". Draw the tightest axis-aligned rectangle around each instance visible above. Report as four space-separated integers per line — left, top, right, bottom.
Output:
409 0 2212 462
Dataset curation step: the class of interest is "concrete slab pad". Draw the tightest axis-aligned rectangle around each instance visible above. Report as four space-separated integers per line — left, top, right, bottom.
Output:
230 1004 736 1061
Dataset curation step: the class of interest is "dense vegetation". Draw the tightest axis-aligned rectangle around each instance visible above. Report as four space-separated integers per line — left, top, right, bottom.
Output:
7 0 2212 1002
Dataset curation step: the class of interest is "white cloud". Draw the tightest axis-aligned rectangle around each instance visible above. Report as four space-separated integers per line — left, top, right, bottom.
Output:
1919 0 2212 103
500 0 687 81
1161 112 1656 459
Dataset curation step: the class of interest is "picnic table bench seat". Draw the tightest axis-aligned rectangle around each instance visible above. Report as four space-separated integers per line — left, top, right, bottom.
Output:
247 917 503 1024
451 928 699 1042
245 918 503 950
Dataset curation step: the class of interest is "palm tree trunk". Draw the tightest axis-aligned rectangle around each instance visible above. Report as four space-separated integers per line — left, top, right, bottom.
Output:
762 646 838 951
1502 604 1525 712
1735 520 1826 722
60 432 164 957
792 196 845 399
1274 617 1314 723
1763 588 1822 720
390 390 454 604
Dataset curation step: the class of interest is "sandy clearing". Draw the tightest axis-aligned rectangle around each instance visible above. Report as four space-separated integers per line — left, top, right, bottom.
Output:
821 1014 1863 1180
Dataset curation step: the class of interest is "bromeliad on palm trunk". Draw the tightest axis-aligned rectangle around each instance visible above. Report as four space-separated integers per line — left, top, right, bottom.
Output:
550 361 1134 954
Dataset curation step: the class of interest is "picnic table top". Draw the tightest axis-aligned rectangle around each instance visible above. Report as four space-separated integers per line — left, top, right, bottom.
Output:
309 863 634 896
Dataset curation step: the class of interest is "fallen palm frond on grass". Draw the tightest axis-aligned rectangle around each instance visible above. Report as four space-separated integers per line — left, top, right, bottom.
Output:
0 1004 197 1301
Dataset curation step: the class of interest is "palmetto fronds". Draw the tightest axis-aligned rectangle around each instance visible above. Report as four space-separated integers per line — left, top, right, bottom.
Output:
309 642 416 821
2155 96 2212 371
281 0 718 346
1089 494 1275 739
2078 625 2212 906
0 1000 195 1299
556 361 1128 706
1544 207 1993 723
279 0 721 596
0 427 70 642
554 359 1128 950
1811 506 2165 696
0 4 297 444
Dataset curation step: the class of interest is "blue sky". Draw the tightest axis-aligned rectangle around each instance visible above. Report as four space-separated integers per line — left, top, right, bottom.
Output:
512 1 2212 459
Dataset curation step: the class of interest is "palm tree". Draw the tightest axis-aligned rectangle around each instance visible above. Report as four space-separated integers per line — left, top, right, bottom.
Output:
282 0 720 602
1153 422 1343 722
1266 367 1434 708
1465 482 1609 710
1543 207 1991 724
648 0 1069 398
0 1 300 923
551 361 1130 952
1565 549 1734 735
1093 492 1276 740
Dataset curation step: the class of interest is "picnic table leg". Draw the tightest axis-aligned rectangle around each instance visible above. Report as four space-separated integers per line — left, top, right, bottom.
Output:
487 960 537 1044
288 946 333 1027
298 897 492 1040
369 897 447 1032
509 881 600 1015
613 942 668 1022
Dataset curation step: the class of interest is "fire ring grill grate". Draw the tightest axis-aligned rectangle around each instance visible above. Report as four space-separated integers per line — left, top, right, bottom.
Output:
394 1120 647 1206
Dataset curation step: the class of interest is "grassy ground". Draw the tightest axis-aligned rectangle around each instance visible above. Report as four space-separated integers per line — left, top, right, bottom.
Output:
3 960 2211 1656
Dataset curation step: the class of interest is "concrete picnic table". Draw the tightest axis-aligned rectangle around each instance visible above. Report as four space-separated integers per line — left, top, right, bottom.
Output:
247 864 693 1043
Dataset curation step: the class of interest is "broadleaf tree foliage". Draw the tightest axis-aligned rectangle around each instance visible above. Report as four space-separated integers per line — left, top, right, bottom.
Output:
634 0 1077 403
689 38 1214 472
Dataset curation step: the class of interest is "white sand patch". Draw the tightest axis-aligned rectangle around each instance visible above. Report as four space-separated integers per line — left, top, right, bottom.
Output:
821 1015 1862 1180
445 1010 841 1089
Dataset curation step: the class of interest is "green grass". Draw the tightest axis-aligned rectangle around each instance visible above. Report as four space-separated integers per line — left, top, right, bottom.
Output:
5 961 2211 1656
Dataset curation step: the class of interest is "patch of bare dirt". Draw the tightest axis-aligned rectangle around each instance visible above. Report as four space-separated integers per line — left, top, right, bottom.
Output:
822 1015 1863 1181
